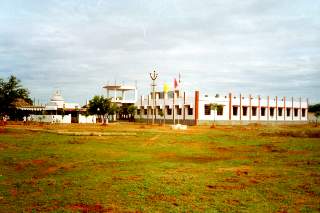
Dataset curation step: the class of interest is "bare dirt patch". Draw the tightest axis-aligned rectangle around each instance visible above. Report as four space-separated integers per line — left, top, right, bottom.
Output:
261 144 287 153
206 184 247 190
225 199 240 206
0 143 8 150
15 159 47 171
175 155 231 163
41 163 75 176
67 203 117 213
260 129 320 138
112 175 142 182
287 160 320 167
247 173 280 184
156 152 233 163
0 128 7 134
148 194 177 204
216 166 251 174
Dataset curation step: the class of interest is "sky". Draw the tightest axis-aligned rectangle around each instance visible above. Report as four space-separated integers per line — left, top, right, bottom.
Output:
0 0 319 104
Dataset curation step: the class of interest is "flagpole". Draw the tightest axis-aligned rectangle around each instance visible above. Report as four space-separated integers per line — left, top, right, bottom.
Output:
173 88 175 125
178 73 181 125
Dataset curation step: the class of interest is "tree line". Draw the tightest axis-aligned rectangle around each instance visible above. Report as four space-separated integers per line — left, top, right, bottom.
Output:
0 75 137 122
0 75 32 120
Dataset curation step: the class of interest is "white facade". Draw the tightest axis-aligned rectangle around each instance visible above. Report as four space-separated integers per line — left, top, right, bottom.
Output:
29 114 72 123
135 91 309 125
45 91 81 111
25 91 93 124
103 84 137 104
78 115 97 124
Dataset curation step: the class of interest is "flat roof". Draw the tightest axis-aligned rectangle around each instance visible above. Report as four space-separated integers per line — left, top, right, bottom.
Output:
103 85 136 91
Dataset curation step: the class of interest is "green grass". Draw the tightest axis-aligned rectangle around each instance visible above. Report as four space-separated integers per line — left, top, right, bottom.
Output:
0 124 319 212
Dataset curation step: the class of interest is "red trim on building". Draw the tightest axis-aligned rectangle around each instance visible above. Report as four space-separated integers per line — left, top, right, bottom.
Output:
183 92 186 121
229 93 232 120
195 91 199 125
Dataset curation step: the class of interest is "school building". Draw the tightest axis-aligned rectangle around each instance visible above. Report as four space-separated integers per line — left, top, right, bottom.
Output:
135 90 308 125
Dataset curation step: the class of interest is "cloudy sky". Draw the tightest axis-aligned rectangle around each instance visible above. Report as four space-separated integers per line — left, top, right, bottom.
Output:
0 0 319 104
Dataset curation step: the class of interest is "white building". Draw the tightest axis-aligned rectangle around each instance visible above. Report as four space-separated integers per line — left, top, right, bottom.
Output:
20 91 96 124
103 83 137 120
135 90 308 125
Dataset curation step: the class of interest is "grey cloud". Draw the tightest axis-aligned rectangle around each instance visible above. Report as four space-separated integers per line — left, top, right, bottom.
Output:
0 0 319 104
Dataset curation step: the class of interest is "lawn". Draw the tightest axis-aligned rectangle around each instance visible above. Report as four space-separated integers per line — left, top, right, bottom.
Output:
0 123 319 212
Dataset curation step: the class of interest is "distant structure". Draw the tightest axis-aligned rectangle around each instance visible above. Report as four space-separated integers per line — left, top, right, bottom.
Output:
103 84 137 104
135 90 308 125
19 90 96 124
103 83 137 120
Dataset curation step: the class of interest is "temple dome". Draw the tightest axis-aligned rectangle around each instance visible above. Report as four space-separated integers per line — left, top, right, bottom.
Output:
50 90 64 102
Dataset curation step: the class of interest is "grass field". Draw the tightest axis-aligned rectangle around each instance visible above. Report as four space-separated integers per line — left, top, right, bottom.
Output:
0 123 319 212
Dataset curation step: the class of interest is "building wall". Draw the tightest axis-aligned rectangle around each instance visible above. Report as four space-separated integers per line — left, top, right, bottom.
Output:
29 114 71 123
78 115 97 124
29 114 97 123
135 91 308 124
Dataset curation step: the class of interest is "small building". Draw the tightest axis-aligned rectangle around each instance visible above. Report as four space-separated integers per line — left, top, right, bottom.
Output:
20 91 96 124
135 90 309 125
103 83 137 120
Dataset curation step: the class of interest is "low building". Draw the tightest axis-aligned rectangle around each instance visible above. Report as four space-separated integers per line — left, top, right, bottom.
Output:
103 83 137 120
19 91 96 124
135 90 309 125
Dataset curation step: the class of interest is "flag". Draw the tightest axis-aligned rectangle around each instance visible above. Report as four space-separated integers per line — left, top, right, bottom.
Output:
163 83 170 94
174 78 178 89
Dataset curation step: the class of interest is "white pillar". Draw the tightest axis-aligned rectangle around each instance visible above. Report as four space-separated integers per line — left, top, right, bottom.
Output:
122 91 125 101
134 89 138 102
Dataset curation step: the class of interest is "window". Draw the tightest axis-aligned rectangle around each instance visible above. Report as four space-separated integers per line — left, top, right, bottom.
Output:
158 108 163 115
204 105 211 115
270 107 274 117
261 107 266 116
233 106 238 116
243 106 248 116
278 108 283 116
294 108 298 117
166 106 172 115
176 106 182 115
217 106 223 116
187 106 193 115
144 109 147 115
252 107 257 116
286 108 291 117
302 108 306 117
137 109 141 115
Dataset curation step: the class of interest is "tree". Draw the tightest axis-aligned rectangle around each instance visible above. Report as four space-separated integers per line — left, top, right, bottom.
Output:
88 95 118 124
158 110 164 125
109 103 119 122
127 105 137 122
210 103 223 126
0 75 32 119
309 103 320 126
